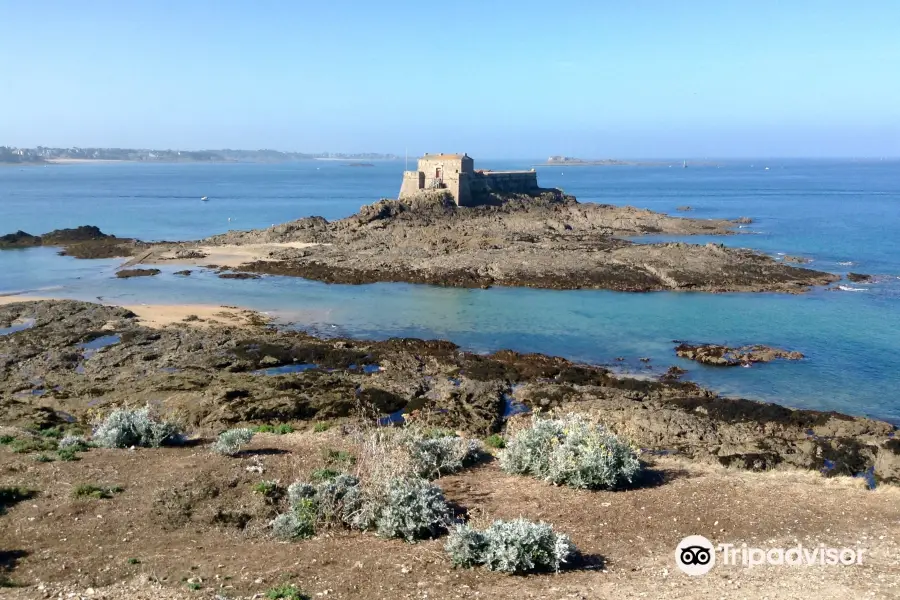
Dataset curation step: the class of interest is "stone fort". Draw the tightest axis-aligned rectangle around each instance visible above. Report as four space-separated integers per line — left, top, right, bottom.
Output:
399 153 541 206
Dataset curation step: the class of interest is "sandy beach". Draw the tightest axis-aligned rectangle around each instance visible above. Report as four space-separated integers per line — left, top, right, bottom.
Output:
0 295 269 328
137 241 325 269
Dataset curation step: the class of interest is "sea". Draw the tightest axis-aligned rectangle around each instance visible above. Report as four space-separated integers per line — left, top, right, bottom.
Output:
1 159 898 423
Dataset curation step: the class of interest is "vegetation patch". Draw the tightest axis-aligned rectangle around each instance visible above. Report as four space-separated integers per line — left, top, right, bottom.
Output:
212 427 254 456
445 518 576 574
92 406 182 448
72 484 124 500
266 584 310 600
500 413 641 489
255 424 295 435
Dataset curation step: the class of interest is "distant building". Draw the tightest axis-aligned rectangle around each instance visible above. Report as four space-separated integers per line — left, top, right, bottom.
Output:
399 153 541 206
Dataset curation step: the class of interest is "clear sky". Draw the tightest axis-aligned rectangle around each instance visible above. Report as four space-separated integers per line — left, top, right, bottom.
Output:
2 0 898 158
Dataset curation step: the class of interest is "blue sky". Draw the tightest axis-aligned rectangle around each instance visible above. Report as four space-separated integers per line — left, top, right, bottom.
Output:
1 1 898 157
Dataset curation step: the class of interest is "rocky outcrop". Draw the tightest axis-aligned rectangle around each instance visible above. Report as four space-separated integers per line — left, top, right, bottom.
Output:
0 299 897 483
734 216 753 224
674 343 804 366
116 268 160 278
0 225 143 258
783 255 811 264
158 195 836 294
847 272 872 282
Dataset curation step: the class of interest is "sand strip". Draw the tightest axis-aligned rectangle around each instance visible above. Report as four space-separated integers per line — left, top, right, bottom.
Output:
0 295 269 329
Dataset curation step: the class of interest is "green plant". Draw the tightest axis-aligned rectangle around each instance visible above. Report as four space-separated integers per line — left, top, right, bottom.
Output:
255 423 294 434
58 434 89 451
312 421 331 433
127 558 141 565
212 428 254 456
445 518 576 574
0 434 16 445
252 480 283 498
57 448 80 461
92 406 182 448
484 434 506 449
9 436 56 454
186 582 202 590
499 413 641 490
0 486 36 514
322 448 355 466
402 432 480 479
72 484 123 499
266 584 310 600
33 453 55 463
310 468 339 482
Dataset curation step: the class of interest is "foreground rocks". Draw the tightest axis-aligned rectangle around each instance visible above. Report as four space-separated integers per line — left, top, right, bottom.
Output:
137 192 838 293
1 299 896 483
675 342 804 366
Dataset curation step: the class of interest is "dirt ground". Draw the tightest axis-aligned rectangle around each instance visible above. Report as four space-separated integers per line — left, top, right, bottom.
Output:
2 427 898 600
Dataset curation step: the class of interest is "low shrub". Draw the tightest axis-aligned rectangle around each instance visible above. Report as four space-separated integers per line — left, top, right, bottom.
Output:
272 498 318 540
484 434 506 449
322 448 355 466
367 476 450 542
310 468 340 482
58 435 89 451
92 406 182 448
312 421 331 433
314 474 363 525
286 482 316 505
445 518 576 574
499 413 641 490
33 453 54 463
252 480 283 499
56 448 80 461
266 584 310 600
9 436 56 454
0 434 15 445
404 433 480 479
72 484 123 499
256 424 295 435
212 428 254 456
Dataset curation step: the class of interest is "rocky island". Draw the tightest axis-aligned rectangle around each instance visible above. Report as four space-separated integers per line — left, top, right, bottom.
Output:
124 190 838 293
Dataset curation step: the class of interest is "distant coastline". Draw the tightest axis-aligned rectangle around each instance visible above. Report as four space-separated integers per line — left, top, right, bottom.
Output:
0 146 399 165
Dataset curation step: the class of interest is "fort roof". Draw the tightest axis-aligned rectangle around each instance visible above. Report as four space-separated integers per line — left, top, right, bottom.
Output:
421 153 469 159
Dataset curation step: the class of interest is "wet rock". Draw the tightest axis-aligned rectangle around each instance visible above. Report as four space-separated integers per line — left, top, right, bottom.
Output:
847 272 872 282
674 342 804 366
734 216 753 224
0 230 41 248
218 273 261 280
116 268 161 278
174 270 192 276
2 299 895 483
783 255 811 264
675 206 693 211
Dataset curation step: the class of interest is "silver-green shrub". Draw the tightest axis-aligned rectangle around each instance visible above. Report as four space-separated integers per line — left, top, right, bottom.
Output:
445 518 576 574
499 413 641 490
58 435 89 450
369 476 450 542
92 406 182 448
212 428 254 456
403 434 481 480
315 474 363 524
286 482 316 505
271 503 316 540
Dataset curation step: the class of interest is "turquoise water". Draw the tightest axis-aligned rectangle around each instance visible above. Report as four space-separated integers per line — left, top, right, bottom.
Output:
1 160 898 422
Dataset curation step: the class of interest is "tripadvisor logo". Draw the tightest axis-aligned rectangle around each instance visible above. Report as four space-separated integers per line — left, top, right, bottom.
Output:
676 535 716 576
675 535 866 576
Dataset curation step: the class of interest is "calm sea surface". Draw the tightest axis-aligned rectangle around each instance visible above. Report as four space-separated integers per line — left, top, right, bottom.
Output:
1 159 898 422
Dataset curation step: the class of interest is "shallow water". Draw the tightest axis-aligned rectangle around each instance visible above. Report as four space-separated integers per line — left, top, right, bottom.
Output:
1 160 898 422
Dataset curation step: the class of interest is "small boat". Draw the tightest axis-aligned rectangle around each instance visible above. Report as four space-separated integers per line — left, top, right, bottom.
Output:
200 196 208 201
683 160 687 168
